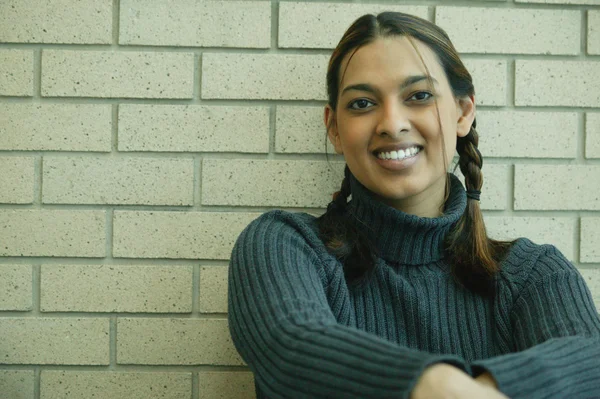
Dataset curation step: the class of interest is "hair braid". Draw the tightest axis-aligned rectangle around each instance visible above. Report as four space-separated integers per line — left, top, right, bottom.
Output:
457 123 483 194
318 165 376 282
445 122 510 296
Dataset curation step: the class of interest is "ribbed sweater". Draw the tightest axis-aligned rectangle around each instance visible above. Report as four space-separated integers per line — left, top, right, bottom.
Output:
228 173 600 399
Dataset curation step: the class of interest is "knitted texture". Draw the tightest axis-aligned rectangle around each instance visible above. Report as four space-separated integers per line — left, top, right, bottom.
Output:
228 174 600 399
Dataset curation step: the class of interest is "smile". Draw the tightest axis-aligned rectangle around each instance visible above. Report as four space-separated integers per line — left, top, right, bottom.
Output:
375 146 422 160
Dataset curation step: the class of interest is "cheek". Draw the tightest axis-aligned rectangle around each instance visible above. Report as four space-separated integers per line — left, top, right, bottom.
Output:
338 120 371 149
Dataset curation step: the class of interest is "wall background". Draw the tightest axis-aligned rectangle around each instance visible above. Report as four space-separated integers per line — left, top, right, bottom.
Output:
0 0 599 398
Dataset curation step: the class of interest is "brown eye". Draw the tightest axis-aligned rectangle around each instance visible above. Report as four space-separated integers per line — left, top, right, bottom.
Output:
409 91 433 102
348 99 375 110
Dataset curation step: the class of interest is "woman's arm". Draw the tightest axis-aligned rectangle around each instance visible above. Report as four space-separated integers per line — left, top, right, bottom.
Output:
228 211 469 399
470 246 600 399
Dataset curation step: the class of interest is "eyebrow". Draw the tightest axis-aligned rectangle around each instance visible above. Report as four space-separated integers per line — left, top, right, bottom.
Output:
341 75 438 96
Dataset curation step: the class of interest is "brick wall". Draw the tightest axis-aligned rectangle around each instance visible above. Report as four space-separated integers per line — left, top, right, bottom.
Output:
0 0 599 398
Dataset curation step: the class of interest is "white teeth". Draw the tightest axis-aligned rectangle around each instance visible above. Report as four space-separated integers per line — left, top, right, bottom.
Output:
376 146 420 160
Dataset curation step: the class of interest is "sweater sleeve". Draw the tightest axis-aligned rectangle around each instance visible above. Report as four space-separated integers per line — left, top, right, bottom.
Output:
470 245 600 399
228 211 469 399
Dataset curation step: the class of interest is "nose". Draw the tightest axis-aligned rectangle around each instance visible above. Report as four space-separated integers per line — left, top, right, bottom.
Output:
375 99 410 137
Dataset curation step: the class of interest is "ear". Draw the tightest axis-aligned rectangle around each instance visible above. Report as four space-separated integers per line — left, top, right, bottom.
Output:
324 105 343 154
456 94 476 138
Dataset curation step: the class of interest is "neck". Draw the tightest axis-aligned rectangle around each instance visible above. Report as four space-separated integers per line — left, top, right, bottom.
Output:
376 175 447 218
346 172 467 264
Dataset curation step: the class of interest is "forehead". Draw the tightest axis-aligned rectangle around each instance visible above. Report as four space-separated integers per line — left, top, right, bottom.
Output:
339 36 444 88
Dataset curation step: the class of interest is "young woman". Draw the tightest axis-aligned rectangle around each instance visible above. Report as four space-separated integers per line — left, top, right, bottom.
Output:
228 12 600 399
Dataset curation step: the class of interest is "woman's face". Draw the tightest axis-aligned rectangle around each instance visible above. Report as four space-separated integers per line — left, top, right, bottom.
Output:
325 36 475 216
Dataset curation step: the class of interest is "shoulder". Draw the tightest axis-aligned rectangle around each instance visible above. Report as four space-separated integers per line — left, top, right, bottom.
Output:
232 209 329 258
499 237 580 293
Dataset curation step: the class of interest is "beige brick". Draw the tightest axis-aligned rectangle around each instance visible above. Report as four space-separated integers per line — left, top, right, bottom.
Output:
437 7 579 55
120 0 269 48
453 164 510 211
202 53 328 100
199 266 228 313
0 50 33 96
42 50 194 99
0 104 112 152
0 318 109 364
202 160 344 207
41 371 191 399
0 0 111 44
0 265 32 311
484 216 575 261
279 3 427 49
0 210 105 257
578 269 600 311
463 59 507 107
581 218 600 263
586 113 600 159
117 318 243 365
119 105 269 153
514 166 600 210
590 11 600 57
275 106 333 154
199 372 255 399
517 0 599 3
516 61 600 107
477 111 578 158
43 156 194 206
41 265 193 313
113 211 260 260
0 157 35 204
0 370 34 399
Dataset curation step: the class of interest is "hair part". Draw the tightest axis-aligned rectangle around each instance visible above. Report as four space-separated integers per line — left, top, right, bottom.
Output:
318 11 512 298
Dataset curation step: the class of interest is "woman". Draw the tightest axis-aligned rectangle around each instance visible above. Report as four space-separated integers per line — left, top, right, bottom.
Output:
228 12 600 399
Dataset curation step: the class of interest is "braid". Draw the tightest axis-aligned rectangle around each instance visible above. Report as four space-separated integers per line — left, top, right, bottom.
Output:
318 165 376 282
445 122 512 297
456 123 483 194
330 166 352 213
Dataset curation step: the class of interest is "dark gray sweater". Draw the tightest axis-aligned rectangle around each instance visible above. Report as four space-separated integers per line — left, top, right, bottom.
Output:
228 173 600 399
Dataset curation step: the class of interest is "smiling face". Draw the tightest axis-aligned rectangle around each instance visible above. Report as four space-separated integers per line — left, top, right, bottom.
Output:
325 36 475 217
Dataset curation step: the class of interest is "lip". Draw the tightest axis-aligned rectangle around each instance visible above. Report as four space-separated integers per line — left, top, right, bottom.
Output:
372 146 422 171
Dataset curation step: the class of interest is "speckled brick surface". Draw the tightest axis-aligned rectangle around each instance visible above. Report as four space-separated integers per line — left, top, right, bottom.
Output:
0 50 33 96
118 105 269 153
117 318 243 365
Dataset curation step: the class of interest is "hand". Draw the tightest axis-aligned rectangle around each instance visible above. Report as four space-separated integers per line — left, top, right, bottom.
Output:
410 363 509 399
475 371 499 389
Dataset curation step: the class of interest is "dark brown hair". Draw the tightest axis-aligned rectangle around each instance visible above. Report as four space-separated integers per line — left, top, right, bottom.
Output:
317 12 512 298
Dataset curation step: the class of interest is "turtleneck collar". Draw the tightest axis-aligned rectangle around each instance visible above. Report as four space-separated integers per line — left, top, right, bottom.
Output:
346 172 467 265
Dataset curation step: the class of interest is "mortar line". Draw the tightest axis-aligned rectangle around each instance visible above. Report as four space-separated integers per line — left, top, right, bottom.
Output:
32 264 41 315
271 0 279 51
194 52 201 103
582 8 588 56
112 0 120 47
110 317 117 368
192 264 200 316
112 104 119 153
106 209 113 260
197 155 204 206
192 368 199 399
578 112 586 161
34 367 40 399
575 215 582 265
269 105 276 157
34 157 42 208
508 57 515 109
33 47 41 100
